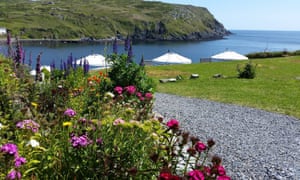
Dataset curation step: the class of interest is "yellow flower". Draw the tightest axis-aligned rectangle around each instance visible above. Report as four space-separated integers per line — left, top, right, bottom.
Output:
31 102 38 109
63 121 72 127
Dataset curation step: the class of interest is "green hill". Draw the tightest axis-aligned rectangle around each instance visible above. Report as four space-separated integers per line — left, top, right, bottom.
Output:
0 0 229 41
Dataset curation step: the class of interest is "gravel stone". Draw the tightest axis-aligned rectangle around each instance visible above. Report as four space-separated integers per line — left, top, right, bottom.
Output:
153 93 300 180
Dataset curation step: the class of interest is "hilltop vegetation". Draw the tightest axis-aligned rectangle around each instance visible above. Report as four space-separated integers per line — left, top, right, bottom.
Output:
0 0 229 41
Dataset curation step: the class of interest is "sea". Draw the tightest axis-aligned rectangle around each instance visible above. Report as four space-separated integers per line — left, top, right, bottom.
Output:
1 30 300 68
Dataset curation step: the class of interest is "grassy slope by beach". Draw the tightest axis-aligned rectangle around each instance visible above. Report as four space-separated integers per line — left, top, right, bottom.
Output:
145 56 300 119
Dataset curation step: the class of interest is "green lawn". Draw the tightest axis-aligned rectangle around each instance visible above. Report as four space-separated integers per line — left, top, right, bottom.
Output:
146 56 300 119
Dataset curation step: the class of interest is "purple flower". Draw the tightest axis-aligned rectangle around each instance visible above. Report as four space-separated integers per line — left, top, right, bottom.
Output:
64 108 76 117
16 119 40 133
96 138 103 145
0 143 18 156
70 134 92 148
114 86 123 95
6 170 21 180
127 43 133 63
124 35 130 51
125 85 136 95
35 53 42 81
14 156 26 167
113 38 118 54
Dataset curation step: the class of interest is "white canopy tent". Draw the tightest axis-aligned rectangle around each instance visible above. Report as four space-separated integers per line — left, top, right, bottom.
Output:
211 51 248 61
152 52 192 64
76 54 111 67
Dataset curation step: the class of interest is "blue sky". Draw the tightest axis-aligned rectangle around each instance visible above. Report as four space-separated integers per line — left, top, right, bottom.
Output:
147 0 300 31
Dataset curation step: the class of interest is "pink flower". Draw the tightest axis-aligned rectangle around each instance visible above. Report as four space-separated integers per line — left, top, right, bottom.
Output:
195 141 207 153
166 119 179 129
125 85 136 95
145 92 153 100
188 169 204 180
14 156 26 167
114 86 123 94
113 118 125 125
158 172 181 180
16 119 40 133
6 170 21 180
216 165 226 176
64 108 76 117
0 143 18 156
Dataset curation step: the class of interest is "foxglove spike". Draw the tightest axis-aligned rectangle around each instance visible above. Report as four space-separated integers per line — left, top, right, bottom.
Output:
113 38 118 54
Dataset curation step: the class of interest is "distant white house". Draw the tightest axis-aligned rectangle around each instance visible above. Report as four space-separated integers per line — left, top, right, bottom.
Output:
0 27 6 35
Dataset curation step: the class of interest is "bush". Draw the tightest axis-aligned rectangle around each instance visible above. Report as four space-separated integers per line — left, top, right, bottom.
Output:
237 61 257 79
108 53 155 93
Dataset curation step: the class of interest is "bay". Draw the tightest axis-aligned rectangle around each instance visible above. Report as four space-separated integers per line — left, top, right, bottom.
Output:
1 30 300 68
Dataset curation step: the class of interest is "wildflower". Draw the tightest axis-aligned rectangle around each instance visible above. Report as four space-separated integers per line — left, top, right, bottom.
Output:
64 108 76 117
6 170 21 180
96 138 103 145
113 38 118 54
16 119 40 133
188 169 205 180
195 141 207 153
27 139 40 148
114 86 123 95
145 92 153 100
14 156 26 167
125 85 136 95
216 165 226 176
158 172 180 180
166 119 179 129
31 102 38 109
0 143 18 156
63 121 72 127
105 92 115 98
113 118 125 126
70 134 92 148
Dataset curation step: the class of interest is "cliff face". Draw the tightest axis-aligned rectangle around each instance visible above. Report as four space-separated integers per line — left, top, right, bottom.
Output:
131 5 230 41
0 0 230 41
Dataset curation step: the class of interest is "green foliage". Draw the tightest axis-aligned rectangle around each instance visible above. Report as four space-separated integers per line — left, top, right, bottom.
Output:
108 53 155 93
0 0 224 40
0 52 229 179
237 61 257 79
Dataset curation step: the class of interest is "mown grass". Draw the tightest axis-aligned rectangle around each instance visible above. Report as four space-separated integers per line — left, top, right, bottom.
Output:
146 56 300 119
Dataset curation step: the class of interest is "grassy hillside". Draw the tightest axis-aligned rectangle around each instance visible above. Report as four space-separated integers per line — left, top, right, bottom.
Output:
0 0 228 40
146 56 300 119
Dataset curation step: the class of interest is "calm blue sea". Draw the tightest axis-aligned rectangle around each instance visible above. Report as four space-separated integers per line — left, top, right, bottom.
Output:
1 30 300 67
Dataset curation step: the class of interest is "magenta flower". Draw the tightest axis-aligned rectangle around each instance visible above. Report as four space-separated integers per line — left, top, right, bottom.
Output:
14 156 26 167
166 119 179 129
0 143 18 156
6 170 21 180
70 134 92 148
145 92 153 100
16 119 40 133
216 165 226 176
96 138 103 145
113 118 125 126
64 108 76 117
125 85 136 95
114 86 123 95
195 141 207 153
188 169 205 180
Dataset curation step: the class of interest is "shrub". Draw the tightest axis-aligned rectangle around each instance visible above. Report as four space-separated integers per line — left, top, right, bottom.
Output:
108 53 155 93
237 61 257 79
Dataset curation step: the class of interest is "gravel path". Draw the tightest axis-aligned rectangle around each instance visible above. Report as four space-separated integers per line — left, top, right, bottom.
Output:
153 93 300 180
